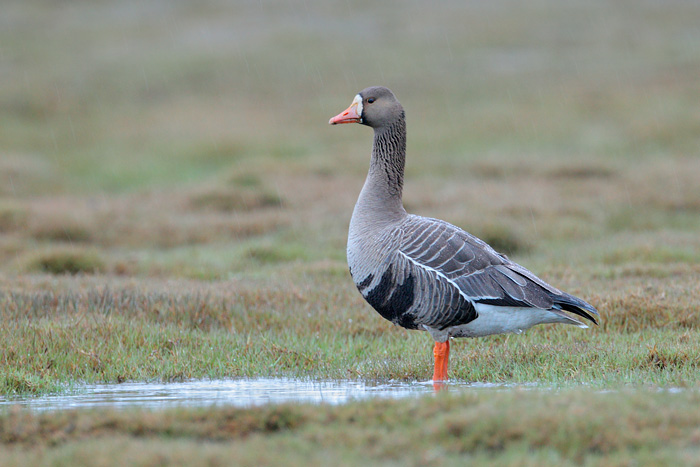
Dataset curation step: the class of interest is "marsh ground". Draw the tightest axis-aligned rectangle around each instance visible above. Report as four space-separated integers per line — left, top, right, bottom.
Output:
1 0 700 464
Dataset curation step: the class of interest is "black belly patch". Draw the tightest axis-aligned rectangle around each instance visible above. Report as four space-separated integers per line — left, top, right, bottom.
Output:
363 265 417 329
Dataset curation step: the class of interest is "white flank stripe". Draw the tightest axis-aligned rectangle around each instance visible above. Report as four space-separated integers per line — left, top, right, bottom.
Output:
397 250 479 303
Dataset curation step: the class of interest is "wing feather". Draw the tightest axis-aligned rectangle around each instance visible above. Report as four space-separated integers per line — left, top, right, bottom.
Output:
396 215 598 327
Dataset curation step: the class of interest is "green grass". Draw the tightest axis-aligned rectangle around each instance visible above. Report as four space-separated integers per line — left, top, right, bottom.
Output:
2 0 700 463
0 273 698 393
2 390 700 465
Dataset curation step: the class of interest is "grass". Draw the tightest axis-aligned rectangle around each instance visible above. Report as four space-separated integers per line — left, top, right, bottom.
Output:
2 0 700 463
25 248 105 275
2 390 700 465
0 273 698 392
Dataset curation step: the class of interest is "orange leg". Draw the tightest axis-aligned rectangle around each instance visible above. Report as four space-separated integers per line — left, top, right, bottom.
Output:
432 340 450 383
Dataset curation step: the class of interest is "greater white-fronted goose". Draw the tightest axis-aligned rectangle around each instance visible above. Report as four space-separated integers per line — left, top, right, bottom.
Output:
329 86 599 384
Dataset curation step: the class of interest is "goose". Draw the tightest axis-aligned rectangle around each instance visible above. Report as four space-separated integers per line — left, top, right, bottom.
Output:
329 86 599 383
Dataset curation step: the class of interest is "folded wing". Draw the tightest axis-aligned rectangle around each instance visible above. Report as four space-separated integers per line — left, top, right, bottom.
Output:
395 216 598 330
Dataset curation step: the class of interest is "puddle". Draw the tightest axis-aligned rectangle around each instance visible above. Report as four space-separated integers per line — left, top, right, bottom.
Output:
0 378 511 412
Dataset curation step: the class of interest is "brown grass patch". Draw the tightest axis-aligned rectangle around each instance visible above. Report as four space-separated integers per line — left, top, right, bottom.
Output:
468 160 533 180
547 163 617 180
0 202 28 232
189 186 283 213
28 216 94 244
25 248 105 275
3 389 700 466
19 191 289 251
599 289 698 333
642 344 700 371
474 223 531 256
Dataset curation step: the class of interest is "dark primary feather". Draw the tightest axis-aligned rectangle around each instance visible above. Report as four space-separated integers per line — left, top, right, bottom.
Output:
393 215 598 330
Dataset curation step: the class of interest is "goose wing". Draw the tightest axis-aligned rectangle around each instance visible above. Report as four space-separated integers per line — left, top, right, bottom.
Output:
396 216 598 329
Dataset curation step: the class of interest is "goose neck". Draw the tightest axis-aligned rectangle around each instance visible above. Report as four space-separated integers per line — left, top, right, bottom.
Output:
369 113 406 197
351 114 407 225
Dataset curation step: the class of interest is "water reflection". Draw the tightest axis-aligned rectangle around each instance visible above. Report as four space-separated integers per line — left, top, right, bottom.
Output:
0 378 510 412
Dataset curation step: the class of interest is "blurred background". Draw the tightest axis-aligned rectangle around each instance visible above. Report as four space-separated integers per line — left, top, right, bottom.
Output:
1 0 699 283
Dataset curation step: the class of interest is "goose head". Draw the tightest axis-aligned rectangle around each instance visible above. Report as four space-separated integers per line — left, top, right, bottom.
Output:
329 86 403 130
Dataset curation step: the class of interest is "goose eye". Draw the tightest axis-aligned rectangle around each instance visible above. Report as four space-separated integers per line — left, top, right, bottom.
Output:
367 98 375 104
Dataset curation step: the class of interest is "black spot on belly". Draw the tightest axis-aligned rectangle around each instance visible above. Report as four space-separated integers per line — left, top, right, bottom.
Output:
363 265 417 329
356 273 374 292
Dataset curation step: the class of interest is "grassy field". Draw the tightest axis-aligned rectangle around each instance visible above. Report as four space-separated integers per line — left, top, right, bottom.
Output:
2 0 700 464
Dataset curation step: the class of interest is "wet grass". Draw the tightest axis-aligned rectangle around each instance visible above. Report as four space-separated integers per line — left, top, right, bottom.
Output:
1 269 699 398
2 389 700 465
2 0 700 463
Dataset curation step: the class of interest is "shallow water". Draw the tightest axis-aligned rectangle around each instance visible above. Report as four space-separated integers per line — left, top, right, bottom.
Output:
0 378 510 412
